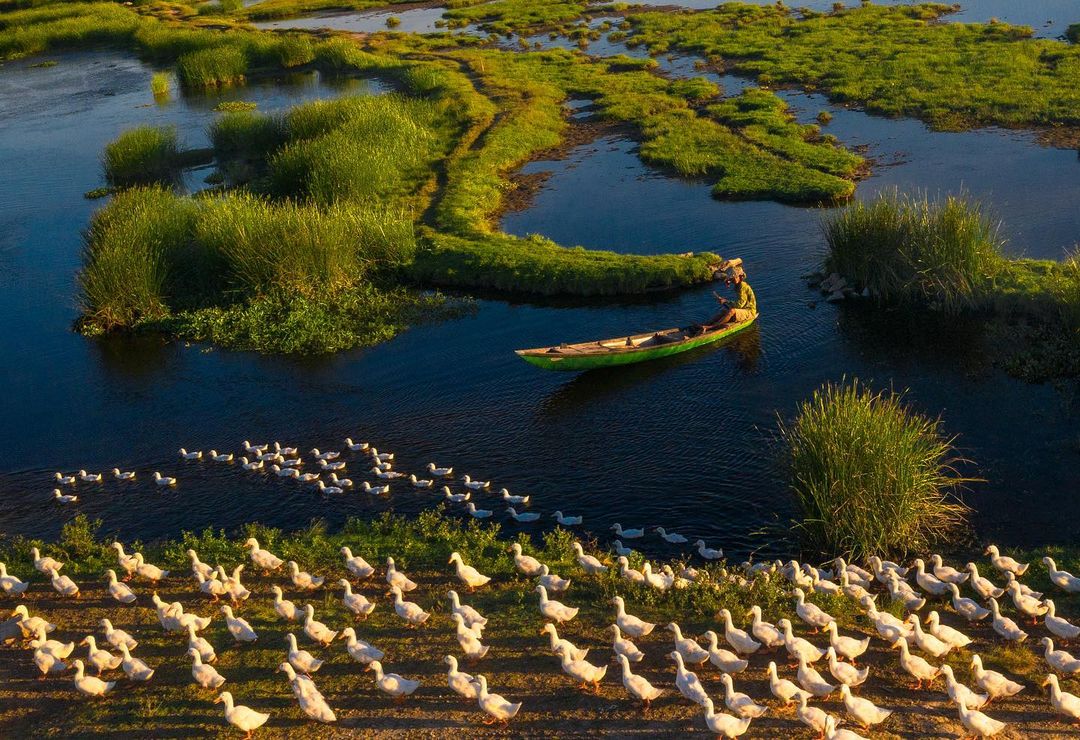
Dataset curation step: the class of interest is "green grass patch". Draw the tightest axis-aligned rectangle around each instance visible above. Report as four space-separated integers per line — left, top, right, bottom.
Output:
443 0 586 34
102 124 181 187
150 70 170 96
176 45 247 88
778 378 973 559
212 100 256 112
823 189 1005 312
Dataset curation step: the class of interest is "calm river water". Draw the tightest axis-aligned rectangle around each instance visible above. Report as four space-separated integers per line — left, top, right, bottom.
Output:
1 3 1078 557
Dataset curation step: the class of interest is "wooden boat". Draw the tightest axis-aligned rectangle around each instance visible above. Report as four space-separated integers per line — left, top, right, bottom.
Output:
515 313 757 371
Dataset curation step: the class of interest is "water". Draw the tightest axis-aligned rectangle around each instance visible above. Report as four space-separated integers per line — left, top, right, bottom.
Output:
1 32 1079 558
252 5 452 34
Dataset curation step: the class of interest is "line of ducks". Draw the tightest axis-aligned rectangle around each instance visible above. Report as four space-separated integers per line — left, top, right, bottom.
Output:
49 439 730 564
6 528 1080 737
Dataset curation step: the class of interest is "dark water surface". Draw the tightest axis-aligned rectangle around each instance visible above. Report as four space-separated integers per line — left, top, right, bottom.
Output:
0 33 1078 558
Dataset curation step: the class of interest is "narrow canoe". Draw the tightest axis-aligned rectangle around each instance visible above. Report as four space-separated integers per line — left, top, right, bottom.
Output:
514 313 757 371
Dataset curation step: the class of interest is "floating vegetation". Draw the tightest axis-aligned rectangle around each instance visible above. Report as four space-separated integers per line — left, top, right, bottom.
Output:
212 100 257 112
779 378 973 559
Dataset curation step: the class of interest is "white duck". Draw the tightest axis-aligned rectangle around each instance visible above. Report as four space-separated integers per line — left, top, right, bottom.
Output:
286 632 323 674
617 556 646 585
537 585 578 623
1044 557 1080 593
240 457 262 471
509 543 542 576
186 549 214 581
892 637 940 689
385 557 417 591
444 655 478 699
1041 637 1080 674
826 647 868 686
824 622 869 663
930 553 969 584
537 564 571 593
617 653 662 708
701 697 752 738
612 540 634 557
81 635 122 675
0 563 28 596
794 588 835 630
702 630 749 673
907 614 952 658
823 714 868 740
270 585 300 621
956 699 1006 738
152 472 176 486
970 654 1024 701
78 469 103 482
500 488 528 504
389 584 430 627
209 450 233 462
460 474 489 491
447 589 487 630
105 569 136 604
453 613 490 660
217 565 249 603
668 622 710 664
52 489 78 504
767 660 810 704
670 651 709 705
33 644 67 678
340 547 374 579
243 538 284 572
940 664 988 710
329 473 352 488
302 604 338 644
1043 673 1080 721
913 558 950 597
215 691 269 737
48 567 79 598
100 619 136 651
464 502 492 519
541 623 588 661
30 628 74 659
1045 599 1080 642
133 553 169 583
1006 579 1048 624
222 605 258 643
277 662 335 723
287 561 325 591
344 437 368 451
427 463 453 476
340 627 383 664
507 506 540 523
949 583 991 621
12 605 54 636
473 674 521 724
985 545 1028 576
610 624 644 662
696 539 723 560
655 526 688 544
838 683 892 729
339 580 375 619
748 605 784 649
558 647 608 693
988 598 1028 641
612 595 654 637
54 472 76 485
310 448 339 461
367 660 419 698
925 610 973 649
967 562 1005 599
796 654 836 697
178 448 202 460
795 694 829 737
187 623 216 663
72 659 114 697
449 552 491 590
611 523 644 539
719 672 768 718
118 643 154 681
30 547 62 574
718 609 761 655
554 511 582 526
777 619 826 664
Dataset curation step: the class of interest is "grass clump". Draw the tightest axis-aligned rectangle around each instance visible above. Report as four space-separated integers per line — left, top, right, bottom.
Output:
102 124 181 187
823 189 1004 312
150 71 170 97
176 45 247 88
779 378 972 559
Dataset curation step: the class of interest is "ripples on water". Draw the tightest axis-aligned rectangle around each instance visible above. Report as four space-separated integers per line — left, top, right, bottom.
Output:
1 0 1079 557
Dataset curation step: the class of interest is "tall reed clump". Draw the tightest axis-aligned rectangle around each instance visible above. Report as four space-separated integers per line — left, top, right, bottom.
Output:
150 71 170 97
102 125 180 186
78 187 196 331
823 189 1005 312
778 379 972 559
176 45 247 88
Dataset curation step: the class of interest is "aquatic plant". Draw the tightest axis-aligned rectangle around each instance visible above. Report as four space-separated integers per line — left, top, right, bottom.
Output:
208 110 286 161
102 124 180 186
176 45 247 88
779 379 972 559
150 71 170 96
823 189 1005 313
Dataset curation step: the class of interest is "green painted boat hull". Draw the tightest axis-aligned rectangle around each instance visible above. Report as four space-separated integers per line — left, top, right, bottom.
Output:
515 315 757 371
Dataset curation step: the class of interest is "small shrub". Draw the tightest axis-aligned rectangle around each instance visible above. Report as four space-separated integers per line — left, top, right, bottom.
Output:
778 378 973 559
102 124 180 186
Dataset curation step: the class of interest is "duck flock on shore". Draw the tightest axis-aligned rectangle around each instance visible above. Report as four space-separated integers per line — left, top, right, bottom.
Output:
15 440 1080 736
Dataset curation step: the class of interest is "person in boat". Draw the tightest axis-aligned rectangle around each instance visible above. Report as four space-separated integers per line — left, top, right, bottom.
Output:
706 270 756 327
